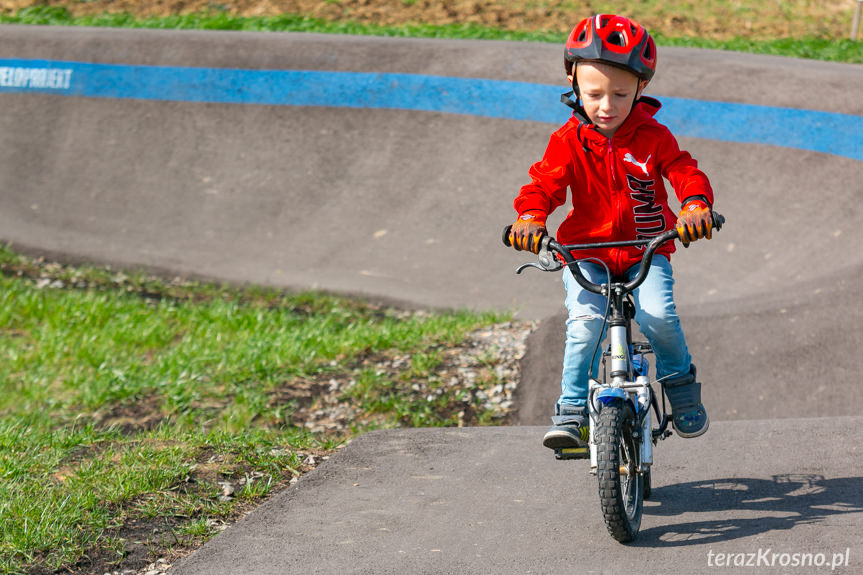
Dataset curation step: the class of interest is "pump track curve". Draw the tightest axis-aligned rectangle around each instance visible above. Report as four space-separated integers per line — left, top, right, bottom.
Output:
1 26 862 575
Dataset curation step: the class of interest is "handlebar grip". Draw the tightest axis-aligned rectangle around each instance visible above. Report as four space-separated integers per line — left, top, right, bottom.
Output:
712 212 725 230
502 225 513 247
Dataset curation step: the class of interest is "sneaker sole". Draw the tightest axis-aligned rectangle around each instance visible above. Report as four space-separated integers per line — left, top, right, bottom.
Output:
542 430 586 449
674 415 710 438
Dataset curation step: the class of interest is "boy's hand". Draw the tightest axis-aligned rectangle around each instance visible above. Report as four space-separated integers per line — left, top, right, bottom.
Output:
676 199 713 247
508 211 547 253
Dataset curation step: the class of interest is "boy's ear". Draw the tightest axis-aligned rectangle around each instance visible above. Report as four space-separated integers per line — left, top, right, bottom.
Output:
636 79 649 98
567 61 577 89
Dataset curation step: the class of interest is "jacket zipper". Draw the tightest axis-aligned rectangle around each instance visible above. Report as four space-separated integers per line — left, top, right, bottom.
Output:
607 139 623 224
608 138 626 273
607 140 618 189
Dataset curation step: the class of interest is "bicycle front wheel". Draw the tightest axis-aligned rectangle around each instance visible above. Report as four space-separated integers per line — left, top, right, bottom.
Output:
596 401 644 542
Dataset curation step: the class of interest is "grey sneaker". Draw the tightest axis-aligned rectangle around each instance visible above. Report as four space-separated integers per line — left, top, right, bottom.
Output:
663 365 709 438
542 404 589 449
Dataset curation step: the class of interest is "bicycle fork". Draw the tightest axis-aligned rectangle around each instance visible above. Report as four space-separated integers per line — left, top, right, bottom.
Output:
586 288 654 473
587 376 653 474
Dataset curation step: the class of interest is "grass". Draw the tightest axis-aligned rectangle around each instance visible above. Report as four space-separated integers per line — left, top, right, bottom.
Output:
2 4 863 64
1 6 562 37
0 245 512 574
653 32 863 64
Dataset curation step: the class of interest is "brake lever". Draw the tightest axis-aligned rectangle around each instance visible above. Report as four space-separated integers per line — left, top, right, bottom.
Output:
516 236 563 274
516 262 548 274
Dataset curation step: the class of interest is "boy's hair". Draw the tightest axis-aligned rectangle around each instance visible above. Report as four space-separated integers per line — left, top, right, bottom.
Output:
564 14 657 82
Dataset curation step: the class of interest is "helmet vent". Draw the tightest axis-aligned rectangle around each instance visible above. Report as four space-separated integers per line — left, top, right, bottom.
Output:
642 41 653 61
607 31 625 46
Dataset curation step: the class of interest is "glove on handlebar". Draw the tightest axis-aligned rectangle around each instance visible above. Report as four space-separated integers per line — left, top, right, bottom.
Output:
508 210 547 254
676 198 713 248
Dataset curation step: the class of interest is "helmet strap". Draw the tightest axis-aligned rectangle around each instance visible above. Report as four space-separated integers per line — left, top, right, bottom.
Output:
561 74 592 126
560 90 592 128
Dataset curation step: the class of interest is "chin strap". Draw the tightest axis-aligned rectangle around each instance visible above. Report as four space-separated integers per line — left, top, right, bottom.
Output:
560 90 589 118
561 91 597 154
561 90 597 154
560 90 592 127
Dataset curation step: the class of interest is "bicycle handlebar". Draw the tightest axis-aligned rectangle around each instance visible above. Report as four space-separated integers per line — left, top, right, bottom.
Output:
504 212 725 295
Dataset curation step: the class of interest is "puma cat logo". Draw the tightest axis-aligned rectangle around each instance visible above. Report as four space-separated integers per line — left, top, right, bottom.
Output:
624 153 651 176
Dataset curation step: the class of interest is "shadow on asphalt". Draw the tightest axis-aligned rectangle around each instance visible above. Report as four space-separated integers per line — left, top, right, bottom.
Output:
635 474 863 546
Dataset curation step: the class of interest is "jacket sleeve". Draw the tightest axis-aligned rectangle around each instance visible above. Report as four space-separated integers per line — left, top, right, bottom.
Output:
513 131 573 216
657 127 714 207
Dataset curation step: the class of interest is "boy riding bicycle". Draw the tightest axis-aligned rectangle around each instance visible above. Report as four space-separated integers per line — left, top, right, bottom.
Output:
507 14 716 451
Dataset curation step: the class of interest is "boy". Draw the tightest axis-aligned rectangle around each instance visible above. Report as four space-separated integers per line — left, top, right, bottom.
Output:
507 14 716 450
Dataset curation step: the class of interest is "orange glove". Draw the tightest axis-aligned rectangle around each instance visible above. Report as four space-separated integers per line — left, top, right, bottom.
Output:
508 210 547 253
676 198 713 247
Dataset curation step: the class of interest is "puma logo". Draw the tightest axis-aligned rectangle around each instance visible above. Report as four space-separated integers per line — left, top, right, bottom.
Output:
624 153 651 176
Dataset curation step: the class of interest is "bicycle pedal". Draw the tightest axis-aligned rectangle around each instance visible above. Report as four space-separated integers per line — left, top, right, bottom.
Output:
555 446 589 460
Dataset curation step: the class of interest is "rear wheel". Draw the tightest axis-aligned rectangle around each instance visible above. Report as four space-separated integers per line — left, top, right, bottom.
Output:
596 401 643 542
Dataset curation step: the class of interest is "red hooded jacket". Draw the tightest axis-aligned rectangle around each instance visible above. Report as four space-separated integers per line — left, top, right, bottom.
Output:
513 96 714 277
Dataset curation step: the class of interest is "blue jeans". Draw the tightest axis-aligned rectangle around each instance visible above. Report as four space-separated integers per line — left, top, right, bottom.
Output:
559 255 692 408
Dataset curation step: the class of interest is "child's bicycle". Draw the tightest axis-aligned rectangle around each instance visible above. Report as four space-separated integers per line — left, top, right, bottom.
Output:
503 213 724 542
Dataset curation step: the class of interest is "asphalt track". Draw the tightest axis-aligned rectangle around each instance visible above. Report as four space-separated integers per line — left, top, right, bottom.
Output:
2 26 863 574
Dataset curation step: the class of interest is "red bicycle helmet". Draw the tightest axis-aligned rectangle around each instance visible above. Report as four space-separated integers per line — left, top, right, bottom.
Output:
564 14 657 82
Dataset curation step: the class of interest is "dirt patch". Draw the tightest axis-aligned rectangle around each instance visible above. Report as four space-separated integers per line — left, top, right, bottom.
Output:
0 0 857 40
92 393 168 435
32 442 329 575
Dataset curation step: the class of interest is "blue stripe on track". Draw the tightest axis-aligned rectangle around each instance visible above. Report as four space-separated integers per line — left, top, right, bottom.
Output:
1 58 860 162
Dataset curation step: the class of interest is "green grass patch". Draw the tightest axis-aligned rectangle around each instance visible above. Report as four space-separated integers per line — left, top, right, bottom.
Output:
0 6 563 40
653 32 863 64
0 245 511 574
2 6 863 64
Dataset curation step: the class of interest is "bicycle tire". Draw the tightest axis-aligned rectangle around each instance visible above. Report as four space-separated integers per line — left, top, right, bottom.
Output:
644 467 652 500
596 401 643 542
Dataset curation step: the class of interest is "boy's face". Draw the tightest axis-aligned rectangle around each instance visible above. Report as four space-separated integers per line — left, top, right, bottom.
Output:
569 62 647 138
